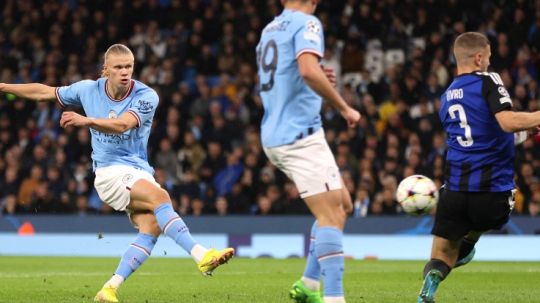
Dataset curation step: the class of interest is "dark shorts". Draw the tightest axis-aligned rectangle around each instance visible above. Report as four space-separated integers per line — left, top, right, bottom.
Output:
431 188 514 241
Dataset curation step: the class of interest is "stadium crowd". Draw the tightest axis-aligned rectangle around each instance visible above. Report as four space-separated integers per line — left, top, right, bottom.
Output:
1 0 540 217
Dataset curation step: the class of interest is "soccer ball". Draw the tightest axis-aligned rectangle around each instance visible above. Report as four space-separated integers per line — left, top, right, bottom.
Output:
396 175 439 215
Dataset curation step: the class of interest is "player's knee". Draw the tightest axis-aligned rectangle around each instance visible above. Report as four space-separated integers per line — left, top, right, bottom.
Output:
142 222 161 237
137 217 161 236
147 188 171 206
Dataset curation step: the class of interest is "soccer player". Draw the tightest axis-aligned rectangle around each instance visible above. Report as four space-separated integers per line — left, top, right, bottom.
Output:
418 32 540 302
256 1 361 303
0 44 234 303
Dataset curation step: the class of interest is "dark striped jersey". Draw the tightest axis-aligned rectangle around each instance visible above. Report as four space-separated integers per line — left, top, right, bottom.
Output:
439 71 514 192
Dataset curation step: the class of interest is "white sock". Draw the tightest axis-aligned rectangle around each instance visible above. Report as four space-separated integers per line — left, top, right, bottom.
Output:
104 274 124 289
324 297 346 303
190 244 208 262
301 276 320 291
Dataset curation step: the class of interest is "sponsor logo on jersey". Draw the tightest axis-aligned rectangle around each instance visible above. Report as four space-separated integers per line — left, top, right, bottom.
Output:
498 86 509 97
136 100 154 114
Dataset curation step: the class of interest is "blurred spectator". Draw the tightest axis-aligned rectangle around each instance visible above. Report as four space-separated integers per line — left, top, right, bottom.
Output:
225 183 251 214
1 0 540 217
215 196 228 216
155 138 178 185
191 198 205 217
254 195 273 216
18 165 43 210
213 152 244 196
200 141 225 183
1 195 17 215
31 182 54 213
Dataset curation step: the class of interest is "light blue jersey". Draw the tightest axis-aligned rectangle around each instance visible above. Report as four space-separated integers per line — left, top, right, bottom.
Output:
257 9 324 148
56 78 158 174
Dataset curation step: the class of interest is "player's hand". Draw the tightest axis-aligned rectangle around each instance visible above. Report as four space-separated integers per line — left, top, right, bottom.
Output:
321 65 337 87
340 107 361 128
60 111 91 128
0 83 5 92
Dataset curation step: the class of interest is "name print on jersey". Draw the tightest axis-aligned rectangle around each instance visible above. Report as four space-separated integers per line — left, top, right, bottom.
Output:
446 88 463 101
263 20 291 34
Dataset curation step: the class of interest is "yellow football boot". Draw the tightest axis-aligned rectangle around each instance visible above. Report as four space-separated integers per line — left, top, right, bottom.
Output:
94 286 119 302
197 248 235 276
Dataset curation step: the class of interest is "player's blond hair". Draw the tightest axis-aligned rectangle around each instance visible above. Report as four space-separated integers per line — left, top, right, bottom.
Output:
101 44 133 77
453 32 490 65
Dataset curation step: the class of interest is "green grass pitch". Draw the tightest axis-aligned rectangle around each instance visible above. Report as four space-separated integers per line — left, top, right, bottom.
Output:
0 256 539 302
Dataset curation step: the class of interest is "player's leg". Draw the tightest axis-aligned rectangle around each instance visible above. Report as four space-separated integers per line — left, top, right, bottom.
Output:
418 189 469 303
128 179 233 275
454 230 482 268
94 213 159 302
265 129 346 303
456 190 514 270
95 166 233 276
290 220 323 303
304 189 347 303
417 236 458 303
291 183 351 303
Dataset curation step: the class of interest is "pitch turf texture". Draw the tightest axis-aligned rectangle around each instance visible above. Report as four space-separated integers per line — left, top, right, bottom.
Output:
1 257 539 303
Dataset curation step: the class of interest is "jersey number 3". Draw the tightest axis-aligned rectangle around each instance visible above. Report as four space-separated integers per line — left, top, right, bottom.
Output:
449 104 474 147
259 39 278 92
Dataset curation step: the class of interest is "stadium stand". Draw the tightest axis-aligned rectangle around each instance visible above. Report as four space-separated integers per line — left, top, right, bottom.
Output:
1 0 540 217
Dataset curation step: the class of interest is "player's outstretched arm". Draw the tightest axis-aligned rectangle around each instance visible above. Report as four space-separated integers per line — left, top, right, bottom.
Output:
0 83 56 102
298 53 360 128
495 110 540 132
60 111 139 134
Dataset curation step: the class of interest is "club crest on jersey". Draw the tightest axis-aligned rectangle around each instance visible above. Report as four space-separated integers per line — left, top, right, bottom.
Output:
108 110 117 119
136 100 154 114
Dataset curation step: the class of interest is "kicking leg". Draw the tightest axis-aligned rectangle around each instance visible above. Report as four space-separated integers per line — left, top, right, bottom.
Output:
129 179 233 275
95 213 159 302
455 231 482 268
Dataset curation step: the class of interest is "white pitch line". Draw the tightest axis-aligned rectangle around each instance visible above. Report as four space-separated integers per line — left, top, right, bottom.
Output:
0 272 161 278
0 271 262 278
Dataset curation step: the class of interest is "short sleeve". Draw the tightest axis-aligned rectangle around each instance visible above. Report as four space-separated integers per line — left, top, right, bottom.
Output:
482 72 512 114
55 80 94 108
294 16 324 59
126 91 159 128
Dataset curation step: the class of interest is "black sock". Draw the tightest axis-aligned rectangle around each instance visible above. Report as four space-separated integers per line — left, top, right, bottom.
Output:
457 237 477 260
423 259 451 280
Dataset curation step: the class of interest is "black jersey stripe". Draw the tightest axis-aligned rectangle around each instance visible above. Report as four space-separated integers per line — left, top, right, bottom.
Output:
479 165 492 191
459 163 472 191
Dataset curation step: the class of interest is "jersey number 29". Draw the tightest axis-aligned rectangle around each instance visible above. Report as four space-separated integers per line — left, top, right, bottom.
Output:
258 39 278 92
449 104 474 147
